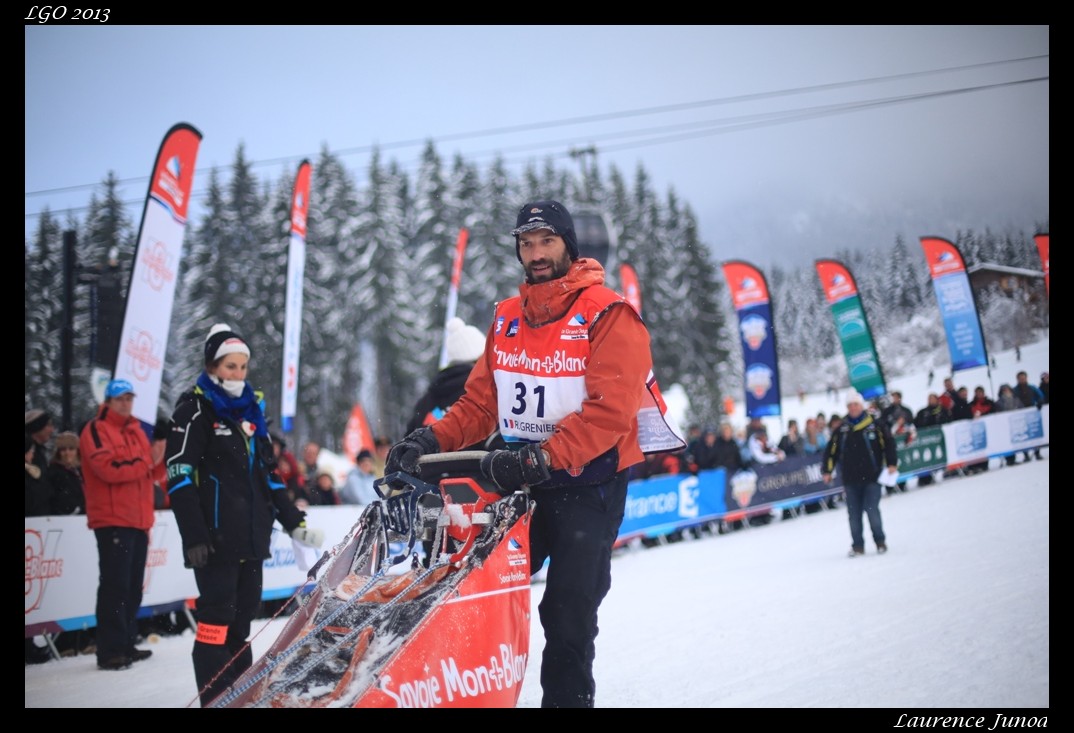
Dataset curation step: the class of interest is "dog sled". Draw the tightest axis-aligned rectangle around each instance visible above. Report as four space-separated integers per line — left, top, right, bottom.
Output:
209 452 534 708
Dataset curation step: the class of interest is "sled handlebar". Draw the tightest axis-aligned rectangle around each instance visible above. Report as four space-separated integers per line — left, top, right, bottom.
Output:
373 451 490 499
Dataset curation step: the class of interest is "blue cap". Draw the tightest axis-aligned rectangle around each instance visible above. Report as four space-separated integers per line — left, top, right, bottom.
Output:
105 379 136 399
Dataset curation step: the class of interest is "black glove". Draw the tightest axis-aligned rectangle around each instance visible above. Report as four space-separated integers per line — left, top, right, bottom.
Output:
185 543 213 569
384 427 440 476
480 443 551 495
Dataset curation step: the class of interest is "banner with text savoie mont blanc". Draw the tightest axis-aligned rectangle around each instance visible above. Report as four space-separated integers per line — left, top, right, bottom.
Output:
815 259 887 400
112 123 202 428
280 160 312 433
920 237 989 373
721 260 781 418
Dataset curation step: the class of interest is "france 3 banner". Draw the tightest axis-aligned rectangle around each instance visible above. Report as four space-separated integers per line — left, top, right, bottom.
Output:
112 123 202 428
280 159 312 433
721 260 781 417
919 237 989 372
618 470 729 541
815 259 887 401
1034 233 1049 298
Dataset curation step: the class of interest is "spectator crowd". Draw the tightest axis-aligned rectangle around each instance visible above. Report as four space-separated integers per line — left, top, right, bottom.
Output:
26 363 1048 667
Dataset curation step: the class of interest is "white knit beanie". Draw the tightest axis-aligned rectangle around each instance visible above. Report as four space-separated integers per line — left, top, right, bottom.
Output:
204 323 251 366
445 317 485 365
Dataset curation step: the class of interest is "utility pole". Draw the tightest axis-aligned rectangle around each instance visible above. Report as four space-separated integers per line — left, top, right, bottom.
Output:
61 231 76 431
72 242 123 427
568 145 598 203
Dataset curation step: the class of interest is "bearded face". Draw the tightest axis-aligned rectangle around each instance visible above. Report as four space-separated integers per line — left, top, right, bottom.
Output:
519 230 572 284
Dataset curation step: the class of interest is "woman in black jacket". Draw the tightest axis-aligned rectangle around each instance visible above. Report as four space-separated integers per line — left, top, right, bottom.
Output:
165 324 324 706
405 317 487 435
46 431 86 515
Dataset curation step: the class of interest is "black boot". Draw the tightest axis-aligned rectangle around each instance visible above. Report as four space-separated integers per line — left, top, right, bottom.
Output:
25 637 52 665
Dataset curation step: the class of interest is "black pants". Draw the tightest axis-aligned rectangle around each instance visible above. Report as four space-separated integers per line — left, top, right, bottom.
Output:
93 526 148 663
529 471 628 708
191 560 262 706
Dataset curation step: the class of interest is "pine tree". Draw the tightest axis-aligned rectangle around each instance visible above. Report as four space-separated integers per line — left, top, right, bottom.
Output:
348 150 410 441
25 139 1049 448
663 200 728 426
78 173 135 422
167 167 227 410
25 210 64 418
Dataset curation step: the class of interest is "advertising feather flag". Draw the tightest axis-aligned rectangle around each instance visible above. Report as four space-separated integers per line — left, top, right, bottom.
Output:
815 259 887 400
1033 232 1049 298
280 159 312 433
619 262 642 316
341 402 375 465
721 260 781 418
437 227 470 370
111 123 202 428
920 236 989 373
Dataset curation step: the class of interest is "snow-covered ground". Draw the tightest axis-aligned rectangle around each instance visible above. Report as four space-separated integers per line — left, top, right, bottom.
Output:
26 339 1048 709
24 456 1049 709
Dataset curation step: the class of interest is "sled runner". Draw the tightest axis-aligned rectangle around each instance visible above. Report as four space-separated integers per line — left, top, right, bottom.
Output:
209 451 534 708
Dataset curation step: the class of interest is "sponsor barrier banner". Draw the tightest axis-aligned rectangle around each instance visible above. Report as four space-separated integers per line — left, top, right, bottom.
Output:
942 405 1049 466
619 470 727 540
743 452 835 507
28 409 1047 635
25 506 364 637
895 426 948 475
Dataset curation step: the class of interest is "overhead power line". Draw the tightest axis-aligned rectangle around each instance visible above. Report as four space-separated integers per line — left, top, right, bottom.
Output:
25 55 1048 223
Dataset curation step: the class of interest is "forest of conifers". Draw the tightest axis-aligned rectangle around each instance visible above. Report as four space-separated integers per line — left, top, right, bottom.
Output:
24 141 1047 450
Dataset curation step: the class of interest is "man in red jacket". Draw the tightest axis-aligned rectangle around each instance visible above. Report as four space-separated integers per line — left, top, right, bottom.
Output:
79 379 156 671
386 200 683 707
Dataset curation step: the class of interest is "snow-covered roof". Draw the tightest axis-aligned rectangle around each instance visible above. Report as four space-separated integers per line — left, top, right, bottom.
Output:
967 262 1045 278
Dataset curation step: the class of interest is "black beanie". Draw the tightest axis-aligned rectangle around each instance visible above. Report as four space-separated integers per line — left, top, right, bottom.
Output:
25 409 51 435
510 200 578 262
204 323 251 366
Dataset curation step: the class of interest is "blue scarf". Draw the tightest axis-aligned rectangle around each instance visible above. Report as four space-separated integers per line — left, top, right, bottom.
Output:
196 372 269 438
845 411 869 428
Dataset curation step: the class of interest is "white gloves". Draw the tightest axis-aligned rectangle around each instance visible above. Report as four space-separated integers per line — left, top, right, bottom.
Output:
291 524 325 549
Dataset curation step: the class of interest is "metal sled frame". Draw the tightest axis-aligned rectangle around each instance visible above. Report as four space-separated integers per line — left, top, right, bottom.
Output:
210 452 534 708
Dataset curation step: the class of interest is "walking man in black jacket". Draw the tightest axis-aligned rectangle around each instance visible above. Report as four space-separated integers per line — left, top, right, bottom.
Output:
822 391 898 557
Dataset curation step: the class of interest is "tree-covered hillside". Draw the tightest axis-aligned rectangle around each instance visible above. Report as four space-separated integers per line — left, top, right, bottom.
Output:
24 143 1047 450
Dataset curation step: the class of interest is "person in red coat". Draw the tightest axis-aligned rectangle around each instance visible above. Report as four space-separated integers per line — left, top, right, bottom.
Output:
79 379 156 671
969 386 995 419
